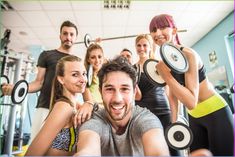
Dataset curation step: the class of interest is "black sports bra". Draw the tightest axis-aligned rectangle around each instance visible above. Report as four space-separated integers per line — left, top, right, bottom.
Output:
171 65 206 86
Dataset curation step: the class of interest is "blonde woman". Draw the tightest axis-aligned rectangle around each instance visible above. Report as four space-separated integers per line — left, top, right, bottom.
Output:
26 55 90 156
134 34 178 155
84 44 105 105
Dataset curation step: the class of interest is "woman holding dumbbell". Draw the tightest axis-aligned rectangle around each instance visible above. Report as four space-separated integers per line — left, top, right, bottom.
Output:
149 14 233 156
134 34 179 156
84 43 105 106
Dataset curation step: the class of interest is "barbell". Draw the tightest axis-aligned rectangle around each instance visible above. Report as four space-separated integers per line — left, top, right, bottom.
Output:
75 29 187 48
1 75 28 104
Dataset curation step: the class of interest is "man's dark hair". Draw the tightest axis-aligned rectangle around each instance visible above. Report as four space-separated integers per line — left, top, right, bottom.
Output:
121 48 132 55
60 20 78 36
98 56 137 89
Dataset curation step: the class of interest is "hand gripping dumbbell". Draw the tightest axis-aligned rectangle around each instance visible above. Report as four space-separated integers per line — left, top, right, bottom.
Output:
143 43 189 86
1 75 28 104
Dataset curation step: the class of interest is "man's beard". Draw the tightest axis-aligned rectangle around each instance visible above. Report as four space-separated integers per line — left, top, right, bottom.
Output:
62 41 73 49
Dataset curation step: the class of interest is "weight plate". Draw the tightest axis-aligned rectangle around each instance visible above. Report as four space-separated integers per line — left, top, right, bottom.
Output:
143 59 166 86
11 80 28 104
165 122 193 150
84 34 92 48
87 64 93 87
160 43 189 74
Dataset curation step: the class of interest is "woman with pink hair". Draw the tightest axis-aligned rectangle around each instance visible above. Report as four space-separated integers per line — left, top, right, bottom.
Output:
149 14 233 156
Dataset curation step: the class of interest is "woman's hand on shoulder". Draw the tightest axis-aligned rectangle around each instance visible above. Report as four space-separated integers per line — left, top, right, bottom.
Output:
72 101 93 127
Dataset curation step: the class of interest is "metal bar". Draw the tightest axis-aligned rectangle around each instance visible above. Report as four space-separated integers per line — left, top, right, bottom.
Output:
0 54 35 63
3 54 23 156
0 103 14 106
74 29 187 45
4 104 17 155
96 34 138 41
74 41 84 44
11 150 24 155
94 29 187 42
177 29 187 33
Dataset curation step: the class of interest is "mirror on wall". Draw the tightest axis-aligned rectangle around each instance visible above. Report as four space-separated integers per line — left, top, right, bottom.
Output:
207 66 229 88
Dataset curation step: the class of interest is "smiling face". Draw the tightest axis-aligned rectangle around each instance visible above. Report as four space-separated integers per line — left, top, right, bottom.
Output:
60 26 77 49
135 38 152 59
150 27 176 46
58 61 87 95
88 48 104 72
149 14 178 46
101 71 135 123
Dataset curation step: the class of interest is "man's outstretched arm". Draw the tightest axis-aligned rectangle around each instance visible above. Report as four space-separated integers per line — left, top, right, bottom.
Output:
142 128 170 156
75 130 101 156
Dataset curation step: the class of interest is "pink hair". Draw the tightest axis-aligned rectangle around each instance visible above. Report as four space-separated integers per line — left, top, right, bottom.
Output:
149 14 181 45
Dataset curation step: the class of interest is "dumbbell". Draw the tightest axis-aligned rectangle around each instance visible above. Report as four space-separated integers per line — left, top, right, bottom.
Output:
1 75 28 104
143 43 189 86
165 115 193 150
86 64 93 87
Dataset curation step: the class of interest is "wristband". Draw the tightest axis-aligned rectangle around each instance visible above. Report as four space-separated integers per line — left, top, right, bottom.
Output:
85 101 99 111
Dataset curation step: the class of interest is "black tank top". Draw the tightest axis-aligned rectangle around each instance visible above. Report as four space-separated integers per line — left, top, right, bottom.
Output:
171 65 206 86
135 71 170 116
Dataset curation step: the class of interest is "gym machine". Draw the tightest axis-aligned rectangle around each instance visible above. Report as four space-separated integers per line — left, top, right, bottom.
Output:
0 29 33 156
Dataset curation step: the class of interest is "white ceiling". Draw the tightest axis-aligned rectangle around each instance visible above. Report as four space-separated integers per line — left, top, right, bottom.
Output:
1 0 234 61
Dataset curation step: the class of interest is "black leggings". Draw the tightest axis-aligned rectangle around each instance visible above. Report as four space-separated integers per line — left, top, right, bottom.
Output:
189 106 234 156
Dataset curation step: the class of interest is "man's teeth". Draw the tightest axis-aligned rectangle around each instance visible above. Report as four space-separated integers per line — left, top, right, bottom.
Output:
156 36 164 40
112 106 124 110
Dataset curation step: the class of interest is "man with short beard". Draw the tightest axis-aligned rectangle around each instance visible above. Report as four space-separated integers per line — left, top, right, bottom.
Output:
2 21 94 141
75 56 169 156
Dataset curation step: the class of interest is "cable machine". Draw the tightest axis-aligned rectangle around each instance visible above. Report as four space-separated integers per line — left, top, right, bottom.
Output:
0 29 34 156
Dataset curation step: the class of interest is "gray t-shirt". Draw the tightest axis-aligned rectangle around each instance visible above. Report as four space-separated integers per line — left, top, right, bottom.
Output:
79 105 163 156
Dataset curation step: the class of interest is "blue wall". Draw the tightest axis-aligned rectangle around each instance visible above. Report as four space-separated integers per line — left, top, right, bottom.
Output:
192 11 234 87
23 45 44 134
